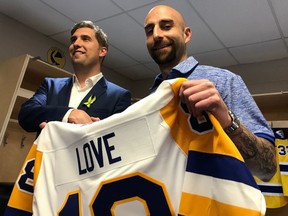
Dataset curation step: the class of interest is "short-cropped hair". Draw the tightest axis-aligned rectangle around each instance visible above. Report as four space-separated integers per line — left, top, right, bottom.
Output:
71 20 108 50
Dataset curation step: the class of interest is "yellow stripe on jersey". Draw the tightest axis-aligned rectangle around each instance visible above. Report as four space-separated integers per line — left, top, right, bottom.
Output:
8 144 37 213
179 192 265 216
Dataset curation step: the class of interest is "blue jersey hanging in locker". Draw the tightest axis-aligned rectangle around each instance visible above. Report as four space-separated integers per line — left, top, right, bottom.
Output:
5 78 265 216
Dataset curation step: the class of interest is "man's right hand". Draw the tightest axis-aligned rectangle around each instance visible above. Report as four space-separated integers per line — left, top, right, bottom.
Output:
39 109 100 129
68 109 94 124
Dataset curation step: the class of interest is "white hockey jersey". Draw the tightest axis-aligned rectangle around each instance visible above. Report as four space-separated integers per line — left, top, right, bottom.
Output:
5 78 265 216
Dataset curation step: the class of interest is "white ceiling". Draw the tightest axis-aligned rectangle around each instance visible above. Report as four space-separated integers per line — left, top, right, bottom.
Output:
0 0 287 81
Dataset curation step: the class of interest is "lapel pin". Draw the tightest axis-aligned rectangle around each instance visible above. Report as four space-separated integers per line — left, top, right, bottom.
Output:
83 95 96 108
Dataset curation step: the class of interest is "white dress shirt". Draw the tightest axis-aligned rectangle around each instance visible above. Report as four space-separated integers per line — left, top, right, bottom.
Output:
62 73 103 122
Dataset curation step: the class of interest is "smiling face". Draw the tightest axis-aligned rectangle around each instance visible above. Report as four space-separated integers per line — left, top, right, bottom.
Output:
69 27 106 70
144 5 192 69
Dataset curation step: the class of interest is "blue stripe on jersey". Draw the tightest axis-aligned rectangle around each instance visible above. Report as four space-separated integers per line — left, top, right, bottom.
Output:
257 184 283 194
280 164 288 172
4 207 32 216
186 151 259 189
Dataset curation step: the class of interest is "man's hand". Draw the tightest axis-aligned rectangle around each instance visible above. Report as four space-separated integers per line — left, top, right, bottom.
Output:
39 122 47 129
179 79 276 181
179 79 231 128
39 109 100 129
68 109 100 124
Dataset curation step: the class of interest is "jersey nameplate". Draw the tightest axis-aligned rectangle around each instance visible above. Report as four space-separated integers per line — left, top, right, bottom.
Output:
55 118 156 185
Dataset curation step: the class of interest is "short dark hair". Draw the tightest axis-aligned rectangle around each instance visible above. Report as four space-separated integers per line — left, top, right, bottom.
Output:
71 20 108 50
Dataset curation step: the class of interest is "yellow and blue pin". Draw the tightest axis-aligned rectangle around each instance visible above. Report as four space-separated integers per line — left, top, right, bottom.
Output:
83 95 96 108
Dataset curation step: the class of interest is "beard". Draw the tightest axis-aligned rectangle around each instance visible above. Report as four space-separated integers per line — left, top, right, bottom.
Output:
152 49 176 65
149 42 178 66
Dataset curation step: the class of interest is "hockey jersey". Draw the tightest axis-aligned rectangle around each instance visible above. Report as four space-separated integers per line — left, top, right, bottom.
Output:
255 137 288 208
5 78 265 216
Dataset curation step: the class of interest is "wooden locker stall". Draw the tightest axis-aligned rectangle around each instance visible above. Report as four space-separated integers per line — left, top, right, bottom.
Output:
0 54 72 182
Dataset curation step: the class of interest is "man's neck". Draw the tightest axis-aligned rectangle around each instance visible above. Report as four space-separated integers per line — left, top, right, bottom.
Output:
74 68 100 87
158 55 188 79
159 66 171 79
158 61 179 79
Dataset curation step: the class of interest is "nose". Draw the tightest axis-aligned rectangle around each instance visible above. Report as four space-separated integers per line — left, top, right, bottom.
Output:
71 37 82 48
153 26 164 40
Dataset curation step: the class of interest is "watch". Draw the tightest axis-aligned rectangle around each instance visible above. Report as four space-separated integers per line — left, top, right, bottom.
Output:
224 110 240 134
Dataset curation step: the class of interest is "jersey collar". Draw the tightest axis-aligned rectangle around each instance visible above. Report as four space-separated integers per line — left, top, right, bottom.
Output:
150 57 199 92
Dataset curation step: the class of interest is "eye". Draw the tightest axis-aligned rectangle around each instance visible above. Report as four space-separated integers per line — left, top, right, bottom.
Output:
162 24 172 30
144 25 154 36
145 29 152 36
82 36 90 41
70 36 76 43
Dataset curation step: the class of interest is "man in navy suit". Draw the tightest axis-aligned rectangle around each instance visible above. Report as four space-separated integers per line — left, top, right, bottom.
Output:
18 21 131 135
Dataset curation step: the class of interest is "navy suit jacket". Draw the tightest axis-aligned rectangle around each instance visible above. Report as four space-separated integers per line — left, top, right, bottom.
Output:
18 76 131 134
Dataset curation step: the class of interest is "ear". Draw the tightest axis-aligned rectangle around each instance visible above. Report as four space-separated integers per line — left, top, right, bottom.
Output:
184 27 192 44
99 46 107 58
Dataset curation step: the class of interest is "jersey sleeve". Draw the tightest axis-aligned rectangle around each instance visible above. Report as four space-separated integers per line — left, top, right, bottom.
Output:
4 143 39 215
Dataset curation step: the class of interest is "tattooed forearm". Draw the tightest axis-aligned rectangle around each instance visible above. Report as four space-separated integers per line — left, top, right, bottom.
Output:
236 130 257 160
228 124 276 182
